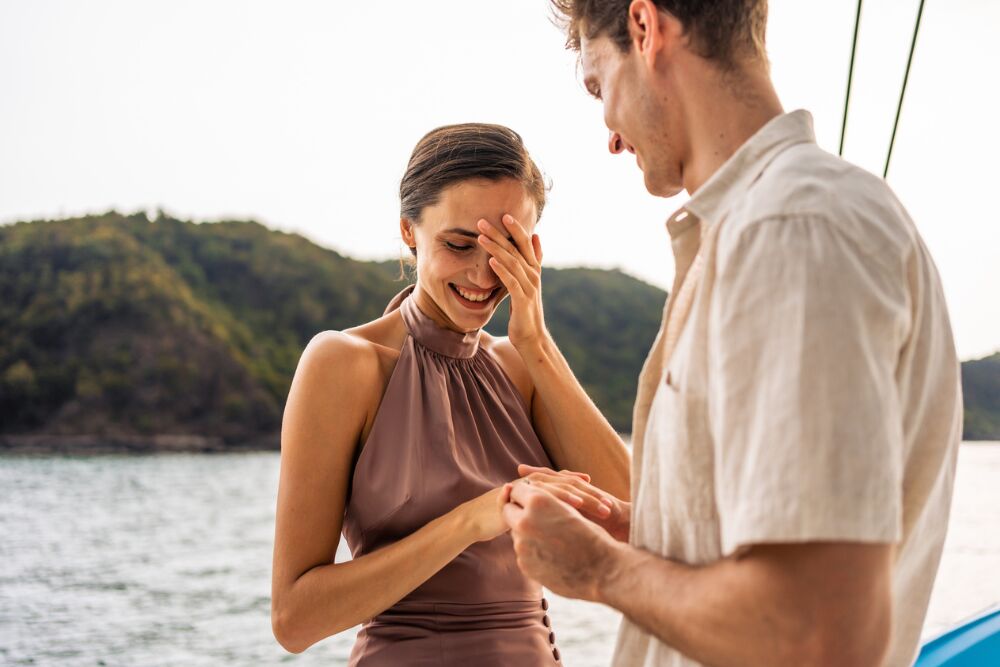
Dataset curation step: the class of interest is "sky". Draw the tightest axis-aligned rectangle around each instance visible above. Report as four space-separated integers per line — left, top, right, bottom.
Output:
1 0 998 360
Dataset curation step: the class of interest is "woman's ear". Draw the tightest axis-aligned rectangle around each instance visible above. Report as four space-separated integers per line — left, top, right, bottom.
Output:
399 218 417 249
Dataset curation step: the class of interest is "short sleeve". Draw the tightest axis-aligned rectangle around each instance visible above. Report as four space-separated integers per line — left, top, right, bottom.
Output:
707 215 910 556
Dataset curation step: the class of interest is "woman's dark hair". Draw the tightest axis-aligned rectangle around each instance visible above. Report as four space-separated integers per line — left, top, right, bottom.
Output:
399 123 548 261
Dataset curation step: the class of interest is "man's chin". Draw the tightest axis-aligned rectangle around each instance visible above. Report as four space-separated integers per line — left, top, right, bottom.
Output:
643 170 684 198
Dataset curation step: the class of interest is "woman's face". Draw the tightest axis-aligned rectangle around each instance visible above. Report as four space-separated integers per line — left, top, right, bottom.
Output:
401 177 538 333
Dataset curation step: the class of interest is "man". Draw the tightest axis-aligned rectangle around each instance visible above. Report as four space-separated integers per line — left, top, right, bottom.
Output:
501 1 963 665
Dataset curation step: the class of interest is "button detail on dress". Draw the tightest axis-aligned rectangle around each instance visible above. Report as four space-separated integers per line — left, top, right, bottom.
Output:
552 646 561 661
541 598 549 611
548 631 556 644
542 614 551 627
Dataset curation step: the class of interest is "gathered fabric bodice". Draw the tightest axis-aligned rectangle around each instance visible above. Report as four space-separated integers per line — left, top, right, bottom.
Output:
341 283 556 604
340 284 563 665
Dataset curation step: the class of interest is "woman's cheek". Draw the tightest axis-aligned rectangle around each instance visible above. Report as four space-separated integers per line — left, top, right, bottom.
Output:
435 249 471 275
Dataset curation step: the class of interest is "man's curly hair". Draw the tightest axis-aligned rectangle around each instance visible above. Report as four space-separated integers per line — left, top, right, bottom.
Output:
550 0 768 67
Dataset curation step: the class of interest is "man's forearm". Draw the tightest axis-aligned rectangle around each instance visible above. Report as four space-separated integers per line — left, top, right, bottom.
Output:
597 540 893 667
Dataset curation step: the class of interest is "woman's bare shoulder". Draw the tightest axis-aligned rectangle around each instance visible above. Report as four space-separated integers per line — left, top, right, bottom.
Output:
296 311 405 395
302 329 379 374
288 316 403 446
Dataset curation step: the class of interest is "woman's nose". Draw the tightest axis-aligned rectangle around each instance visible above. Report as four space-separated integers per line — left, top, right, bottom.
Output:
471 251 499 286
609 131 625 154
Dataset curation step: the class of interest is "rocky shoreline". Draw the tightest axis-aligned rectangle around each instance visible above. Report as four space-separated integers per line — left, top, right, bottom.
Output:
0 432 281 455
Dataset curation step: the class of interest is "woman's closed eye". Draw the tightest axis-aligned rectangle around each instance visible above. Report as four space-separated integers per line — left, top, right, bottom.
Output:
445 241 474 252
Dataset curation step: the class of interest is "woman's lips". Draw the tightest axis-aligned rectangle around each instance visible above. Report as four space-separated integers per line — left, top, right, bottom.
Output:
449 283 499 311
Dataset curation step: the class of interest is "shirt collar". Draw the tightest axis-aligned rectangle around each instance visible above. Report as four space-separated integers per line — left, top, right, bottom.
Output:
666 109 817 238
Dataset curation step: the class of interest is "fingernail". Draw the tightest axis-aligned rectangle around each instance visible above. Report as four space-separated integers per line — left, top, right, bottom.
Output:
503 215 513 224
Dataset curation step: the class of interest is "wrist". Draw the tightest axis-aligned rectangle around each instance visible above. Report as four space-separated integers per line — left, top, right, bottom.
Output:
593 537 635 606
519 329 556 364
451 500 481 546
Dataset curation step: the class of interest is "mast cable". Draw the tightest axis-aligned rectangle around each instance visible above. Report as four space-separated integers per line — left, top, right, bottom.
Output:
840 0 864 157
885 0 927 179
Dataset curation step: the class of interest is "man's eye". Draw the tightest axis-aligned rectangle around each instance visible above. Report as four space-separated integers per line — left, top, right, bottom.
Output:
446 242 473 252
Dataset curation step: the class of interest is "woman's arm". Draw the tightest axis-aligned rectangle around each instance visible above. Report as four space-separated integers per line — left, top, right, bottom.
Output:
477 215 630 500
271 332 507 654
525 338 630 499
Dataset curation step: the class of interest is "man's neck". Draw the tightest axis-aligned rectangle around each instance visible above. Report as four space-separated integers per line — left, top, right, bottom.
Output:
680 66 784 195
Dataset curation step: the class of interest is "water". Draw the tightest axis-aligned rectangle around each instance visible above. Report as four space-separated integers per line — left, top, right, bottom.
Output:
1 443 997 666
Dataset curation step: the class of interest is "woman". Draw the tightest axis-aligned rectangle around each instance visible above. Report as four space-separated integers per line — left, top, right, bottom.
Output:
271 123 631 665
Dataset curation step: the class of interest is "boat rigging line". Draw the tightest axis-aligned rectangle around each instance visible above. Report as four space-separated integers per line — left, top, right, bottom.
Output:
837 0 928 180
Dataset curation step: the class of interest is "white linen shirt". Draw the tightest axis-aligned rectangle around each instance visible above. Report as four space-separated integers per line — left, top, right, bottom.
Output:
611 110 963 667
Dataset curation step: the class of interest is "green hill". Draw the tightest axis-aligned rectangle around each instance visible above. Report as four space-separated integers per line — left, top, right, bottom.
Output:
1 212 996 452
962 352 1000 440
0 212 663 451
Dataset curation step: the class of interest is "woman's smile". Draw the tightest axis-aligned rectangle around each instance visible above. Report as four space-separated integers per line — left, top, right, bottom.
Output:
449 282 501 311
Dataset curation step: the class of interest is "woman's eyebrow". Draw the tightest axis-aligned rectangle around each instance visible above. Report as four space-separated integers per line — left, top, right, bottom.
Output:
442 227 478 238
442 226 513 242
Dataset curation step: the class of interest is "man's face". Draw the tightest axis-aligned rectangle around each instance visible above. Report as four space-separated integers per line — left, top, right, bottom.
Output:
580 34 685 198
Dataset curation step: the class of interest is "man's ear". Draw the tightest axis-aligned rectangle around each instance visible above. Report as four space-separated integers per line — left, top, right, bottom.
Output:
400 218 416 248
628 0 683 70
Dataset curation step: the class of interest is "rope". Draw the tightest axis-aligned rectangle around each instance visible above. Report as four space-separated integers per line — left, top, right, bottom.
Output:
884 0 927 179
840 0 864 157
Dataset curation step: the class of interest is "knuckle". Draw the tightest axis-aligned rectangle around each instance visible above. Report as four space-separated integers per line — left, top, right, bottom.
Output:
525 493 550 511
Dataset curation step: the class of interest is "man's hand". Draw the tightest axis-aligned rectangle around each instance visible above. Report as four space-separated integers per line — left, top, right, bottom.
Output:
501 477 622 602
517 464 632 542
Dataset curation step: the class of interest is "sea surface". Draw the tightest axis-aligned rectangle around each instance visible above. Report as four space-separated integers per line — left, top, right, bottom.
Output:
1 443 998 666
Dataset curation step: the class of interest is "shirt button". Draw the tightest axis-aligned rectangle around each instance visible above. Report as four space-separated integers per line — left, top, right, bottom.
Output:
548 631 556 644
552 647 561 661
542 614 551 627
541 598 549 611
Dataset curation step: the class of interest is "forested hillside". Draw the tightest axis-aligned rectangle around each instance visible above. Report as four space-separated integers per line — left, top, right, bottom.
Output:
0 212 664 450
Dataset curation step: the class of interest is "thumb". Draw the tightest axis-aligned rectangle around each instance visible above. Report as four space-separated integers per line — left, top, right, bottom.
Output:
500 483 513 505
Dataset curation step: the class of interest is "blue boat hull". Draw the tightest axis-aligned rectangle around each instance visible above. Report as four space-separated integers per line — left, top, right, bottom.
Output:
915 605 1000 666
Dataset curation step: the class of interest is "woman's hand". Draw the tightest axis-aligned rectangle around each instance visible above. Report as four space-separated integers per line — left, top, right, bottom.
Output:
477 214 547 351
512 464 632 543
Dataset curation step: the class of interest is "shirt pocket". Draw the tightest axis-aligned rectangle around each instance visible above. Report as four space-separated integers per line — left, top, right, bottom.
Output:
649 361 719 527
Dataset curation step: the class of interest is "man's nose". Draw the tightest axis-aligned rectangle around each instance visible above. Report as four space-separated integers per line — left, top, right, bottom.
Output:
609 131 625 154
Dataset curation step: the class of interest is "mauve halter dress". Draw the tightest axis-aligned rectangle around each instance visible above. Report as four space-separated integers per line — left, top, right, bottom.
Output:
341 285 563 666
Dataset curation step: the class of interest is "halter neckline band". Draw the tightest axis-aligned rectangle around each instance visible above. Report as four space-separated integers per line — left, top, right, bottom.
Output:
385 284 482 359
